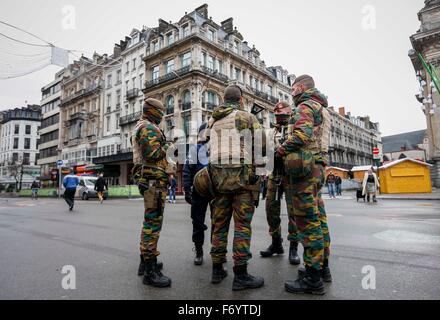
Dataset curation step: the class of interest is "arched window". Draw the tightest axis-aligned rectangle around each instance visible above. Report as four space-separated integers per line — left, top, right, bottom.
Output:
182 90 191 111
166 96 174 115
202 91 219 111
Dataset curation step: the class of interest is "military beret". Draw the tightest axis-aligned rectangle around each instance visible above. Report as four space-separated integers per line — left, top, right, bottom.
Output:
144 98 165 111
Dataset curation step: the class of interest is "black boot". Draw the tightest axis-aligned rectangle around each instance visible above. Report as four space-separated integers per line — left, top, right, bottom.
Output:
138 255 163 276
143 258 171 288
260 237 284 257
321 259 332 283
289 242 301 265
373 195 377 203
285 266 325 295
232 265 264 291
298 260 332 283
211 263 228 284
194 244 203 266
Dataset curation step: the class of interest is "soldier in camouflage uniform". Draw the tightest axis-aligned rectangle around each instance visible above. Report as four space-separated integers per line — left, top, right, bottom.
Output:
260 101 301 265
276 75 332 295
207 85 266 291
132 98 172 288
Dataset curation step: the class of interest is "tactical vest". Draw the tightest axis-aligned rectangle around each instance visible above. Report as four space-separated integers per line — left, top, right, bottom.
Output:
303 101 331 155
209 110 251 165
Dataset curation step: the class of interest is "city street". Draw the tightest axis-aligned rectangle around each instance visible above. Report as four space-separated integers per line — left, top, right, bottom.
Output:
0 195 439 300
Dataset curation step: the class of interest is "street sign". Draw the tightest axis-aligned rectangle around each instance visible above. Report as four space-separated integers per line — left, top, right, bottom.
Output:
373 148 380 155
57 160 64 168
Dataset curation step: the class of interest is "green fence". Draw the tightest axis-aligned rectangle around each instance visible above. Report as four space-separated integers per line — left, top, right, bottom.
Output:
19 186 141 198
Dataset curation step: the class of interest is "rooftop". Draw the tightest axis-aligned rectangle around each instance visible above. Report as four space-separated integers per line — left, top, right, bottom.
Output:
382 130 427 153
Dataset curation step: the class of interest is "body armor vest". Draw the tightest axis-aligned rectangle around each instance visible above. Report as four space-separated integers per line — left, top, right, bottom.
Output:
305 102 331 155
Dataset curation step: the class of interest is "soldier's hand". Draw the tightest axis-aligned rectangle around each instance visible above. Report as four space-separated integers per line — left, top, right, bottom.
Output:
184 190 193 205
275 146 286 158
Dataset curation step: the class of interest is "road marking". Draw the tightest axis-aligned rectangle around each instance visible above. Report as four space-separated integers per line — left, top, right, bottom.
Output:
374 230 440 245
328 214 344 217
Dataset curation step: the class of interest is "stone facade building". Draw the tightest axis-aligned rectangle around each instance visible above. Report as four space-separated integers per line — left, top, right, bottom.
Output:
327 107 381 169
409 0 440 187
38 68 65 186
0 105 41 190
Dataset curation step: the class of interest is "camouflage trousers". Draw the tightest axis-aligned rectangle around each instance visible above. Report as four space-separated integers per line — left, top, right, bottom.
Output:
285 163 331 271
265 176 299 242
210 191 255 266
139 180 167 261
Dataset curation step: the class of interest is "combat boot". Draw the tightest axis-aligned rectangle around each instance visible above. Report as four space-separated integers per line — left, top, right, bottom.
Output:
138 255 163 276
211 263 228 284
298 261 332 283
289 242 301 265
260 237 284 257
194 244 203 266
232 265 264 291
285 266 325 295
143 258 171 288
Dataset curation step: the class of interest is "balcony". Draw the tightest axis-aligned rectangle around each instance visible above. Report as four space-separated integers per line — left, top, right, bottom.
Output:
145 66 192 89
200 66 229 83
126 88 140 100
69 112 87 121
87 134 97 142
93 148 133 164
60 83 101 106
119 111 142 126
202 102 217 111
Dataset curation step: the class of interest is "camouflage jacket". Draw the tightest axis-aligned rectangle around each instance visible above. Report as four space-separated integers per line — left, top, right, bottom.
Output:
133 119 169 183
281 88 330 165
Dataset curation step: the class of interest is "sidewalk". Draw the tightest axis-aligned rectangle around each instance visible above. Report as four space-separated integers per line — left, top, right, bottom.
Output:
377 188 440 201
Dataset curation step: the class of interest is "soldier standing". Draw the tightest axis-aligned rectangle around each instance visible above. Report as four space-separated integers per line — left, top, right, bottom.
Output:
132 98 171 288
276 75 332 295
260 101 300 265
206 85 265 291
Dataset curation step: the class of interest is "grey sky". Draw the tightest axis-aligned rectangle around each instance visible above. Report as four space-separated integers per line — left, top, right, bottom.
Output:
0 0 425 136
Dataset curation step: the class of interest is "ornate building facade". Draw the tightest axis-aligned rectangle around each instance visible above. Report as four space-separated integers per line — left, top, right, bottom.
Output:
409 0 440 187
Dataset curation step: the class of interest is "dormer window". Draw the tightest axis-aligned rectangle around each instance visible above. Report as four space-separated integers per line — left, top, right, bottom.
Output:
152 40 160 53
233 40 240 54
207 29 215 41
182 24 190 37
167 32 174 46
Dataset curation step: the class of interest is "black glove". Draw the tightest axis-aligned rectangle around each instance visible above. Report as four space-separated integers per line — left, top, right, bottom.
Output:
184 189 193 205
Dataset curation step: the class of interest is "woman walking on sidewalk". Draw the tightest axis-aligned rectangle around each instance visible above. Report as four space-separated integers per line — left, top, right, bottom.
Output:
94 173 108 204
362 168 380 203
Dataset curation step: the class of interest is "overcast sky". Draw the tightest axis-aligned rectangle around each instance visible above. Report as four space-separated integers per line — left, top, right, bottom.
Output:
0 0 426 136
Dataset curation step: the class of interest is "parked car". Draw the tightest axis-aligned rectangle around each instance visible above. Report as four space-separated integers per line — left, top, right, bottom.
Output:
60 176 109 200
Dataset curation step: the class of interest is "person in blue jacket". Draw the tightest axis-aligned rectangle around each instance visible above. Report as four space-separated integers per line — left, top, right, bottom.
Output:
183 123 211 266
63 173 80 211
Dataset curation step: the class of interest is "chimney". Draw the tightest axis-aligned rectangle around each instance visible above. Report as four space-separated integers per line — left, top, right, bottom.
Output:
195 4 208 19
338 107 346 117
221 18 234 33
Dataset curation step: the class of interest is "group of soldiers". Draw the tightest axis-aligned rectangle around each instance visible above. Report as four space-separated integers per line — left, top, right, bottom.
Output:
131 75 332 295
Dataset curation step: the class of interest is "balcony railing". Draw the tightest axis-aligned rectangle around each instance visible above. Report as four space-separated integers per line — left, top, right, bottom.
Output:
60 83 101 106
145 66 192 89
181 102 192 111
126 88 140 100
119 111 142 126
69 112 87 121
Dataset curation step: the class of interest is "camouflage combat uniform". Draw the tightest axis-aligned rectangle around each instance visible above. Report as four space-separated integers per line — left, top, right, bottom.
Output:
265 124 298 242
132 111 170 261
207 103 265 267
279 88 331 271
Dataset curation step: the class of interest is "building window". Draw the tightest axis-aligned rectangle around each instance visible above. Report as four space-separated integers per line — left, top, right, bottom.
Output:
182 90 191 110
107 74 112 88
106 116 111 133
183 114 191 136
14 124 19 134
166 96 175 115
152 65 160 80
153 40 160 52
24 138 31 150
116 113 120 128
182 24 190 37
233 40 240 54
207 29 214 41
167 32 174 45
116 70 121 83
207 55 214 70
125 62 130 74
139 74 144 90
25 125 31 135
181 52 191 67
13 137 19 149
132 58 136 70
165 59 175 74
107 94 111 108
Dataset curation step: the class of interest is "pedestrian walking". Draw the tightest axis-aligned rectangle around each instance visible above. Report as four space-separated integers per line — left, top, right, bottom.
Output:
335 175 342 196
94 173 108 204
62 174 79 211
362 167 380 203
168 174 177 203
326 171 336 199
31 180 40 200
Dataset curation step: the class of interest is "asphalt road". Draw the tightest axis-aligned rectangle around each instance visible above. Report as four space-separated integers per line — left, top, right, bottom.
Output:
0 195 439 300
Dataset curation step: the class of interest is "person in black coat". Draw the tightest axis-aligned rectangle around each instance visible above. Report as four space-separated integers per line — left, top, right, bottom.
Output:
94 173 108 204
183 123 212 266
